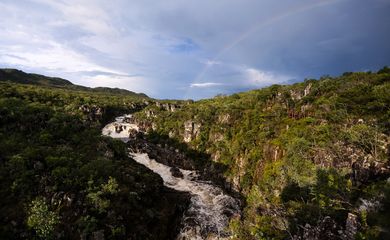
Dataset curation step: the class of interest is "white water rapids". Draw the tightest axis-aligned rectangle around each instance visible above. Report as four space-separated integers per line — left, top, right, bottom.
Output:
102 115 241 240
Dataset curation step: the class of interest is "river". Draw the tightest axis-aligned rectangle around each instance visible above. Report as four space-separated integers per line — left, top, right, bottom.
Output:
102 115 241 240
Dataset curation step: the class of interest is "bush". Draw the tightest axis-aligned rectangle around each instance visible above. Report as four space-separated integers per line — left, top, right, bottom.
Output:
27 198 59 238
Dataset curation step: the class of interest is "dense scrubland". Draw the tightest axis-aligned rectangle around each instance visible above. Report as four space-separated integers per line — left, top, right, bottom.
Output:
0 67 389 239
0 73 187 239
134 67 390 239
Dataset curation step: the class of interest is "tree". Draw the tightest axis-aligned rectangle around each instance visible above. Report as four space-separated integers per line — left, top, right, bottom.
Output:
27 198 59 238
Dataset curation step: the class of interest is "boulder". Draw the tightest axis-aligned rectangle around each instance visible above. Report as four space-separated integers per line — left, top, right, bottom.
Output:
170 167 184 178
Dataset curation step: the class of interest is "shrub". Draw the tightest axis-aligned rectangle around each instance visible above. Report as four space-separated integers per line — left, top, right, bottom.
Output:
27 198 59 238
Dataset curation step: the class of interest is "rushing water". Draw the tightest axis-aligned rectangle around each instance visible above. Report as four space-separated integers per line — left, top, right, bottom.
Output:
102 115 241 240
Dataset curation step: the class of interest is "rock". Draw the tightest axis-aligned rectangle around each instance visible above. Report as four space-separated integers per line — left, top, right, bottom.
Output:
114 124 123 133
152 122 157 131
290 90 302 101
169 104 178 112
218 114 231 124
78 104 103 121
351 159 390 186
294 216 339 240
170 167 184 178
169 131 175 138
300 104 311 114
123 115 134 123
345 213 358 240
63 193 74 206
304 83 312 96
145 109 156 118
210 132 224 142
183 120 201 143
212 151 221 162
154 102 180 112
128 129 139 139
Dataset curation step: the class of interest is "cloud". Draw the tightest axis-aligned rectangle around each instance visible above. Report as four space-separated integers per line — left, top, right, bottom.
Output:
0 39 125 77
32 0 114 35
244 68 291 86
190 82 224 88
82 74 156 95
0 0 389 99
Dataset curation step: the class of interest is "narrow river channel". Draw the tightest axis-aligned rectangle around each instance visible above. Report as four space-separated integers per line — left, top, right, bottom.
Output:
102 115 241 240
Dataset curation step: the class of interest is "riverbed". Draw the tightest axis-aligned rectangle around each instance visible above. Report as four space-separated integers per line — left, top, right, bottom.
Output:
102 115 241 239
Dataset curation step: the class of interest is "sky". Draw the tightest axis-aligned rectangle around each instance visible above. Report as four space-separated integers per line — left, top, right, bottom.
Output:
0 0 389 99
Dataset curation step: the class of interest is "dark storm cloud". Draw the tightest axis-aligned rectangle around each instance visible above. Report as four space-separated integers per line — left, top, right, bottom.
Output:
0 0 389 99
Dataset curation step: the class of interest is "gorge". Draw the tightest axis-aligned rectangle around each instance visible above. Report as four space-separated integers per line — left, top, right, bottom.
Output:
0 69 389 239
102 115 241 239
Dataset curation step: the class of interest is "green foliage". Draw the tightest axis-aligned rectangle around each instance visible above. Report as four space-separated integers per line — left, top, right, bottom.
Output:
0 80 176 239
87 177 119 213
346 123 385 160
0 68 149 98
1 69 389 239
377 66 390 74
134 70 390 239
27 198 60 239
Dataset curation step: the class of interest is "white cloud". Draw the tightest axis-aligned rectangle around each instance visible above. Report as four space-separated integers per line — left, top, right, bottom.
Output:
244 68 290 86
0 40 123 75
81 74 156 95
32 0 114 36
190 82 224 88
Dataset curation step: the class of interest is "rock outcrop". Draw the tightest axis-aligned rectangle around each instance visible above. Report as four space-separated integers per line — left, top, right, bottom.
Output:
79 104 103 121
183 120 201 143
155 102 180 112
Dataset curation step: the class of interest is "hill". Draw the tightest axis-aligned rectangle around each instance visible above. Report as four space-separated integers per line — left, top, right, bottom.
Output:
133 68 390 239
0 68 72 86
1 67 389 239
0 68 149 98
0 77 187 239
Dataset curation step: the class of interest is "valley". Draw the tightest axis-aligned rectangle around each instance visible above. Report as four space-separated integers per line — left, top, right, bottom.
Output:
0 68 389 239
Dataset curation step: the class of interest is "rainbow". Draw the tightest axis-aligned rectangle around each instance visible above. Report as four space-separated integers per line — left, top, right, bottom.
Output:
192 0 344 86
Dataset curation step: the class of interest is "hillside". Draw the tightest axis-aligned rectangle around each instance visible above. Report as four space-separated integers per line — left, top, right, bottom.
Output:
0 68 389 239
0 68 72 86
133 68 390 239
0 81 187 239
0 68 149 98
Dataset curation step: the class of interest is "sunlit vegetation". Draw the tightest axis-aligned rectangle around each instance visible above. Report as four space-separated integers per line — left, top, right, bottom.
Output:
135 68 390 239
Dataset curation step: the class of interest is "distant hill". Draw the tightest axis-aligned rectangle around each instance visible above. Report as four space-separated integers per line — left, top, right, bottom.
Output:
0 68 72 86
0 68 149 98
91 87 149 98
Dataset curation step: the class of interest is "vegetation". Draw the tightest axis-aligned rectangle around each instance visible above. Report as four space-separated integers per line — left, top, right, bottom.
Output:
27 198 60 239
0 68 149 98
135 68 390 239
1 67 389 239
0 78 181 239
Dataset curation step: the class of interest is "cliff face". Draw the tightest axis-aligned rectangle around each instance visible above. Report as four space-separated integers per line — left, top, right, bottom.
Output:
134 70 390 239
183 120 201 143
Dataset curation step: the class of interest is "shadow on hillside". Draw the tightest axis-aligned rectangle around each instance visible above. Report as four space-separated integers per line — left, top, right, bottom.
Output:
127 130 243 201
